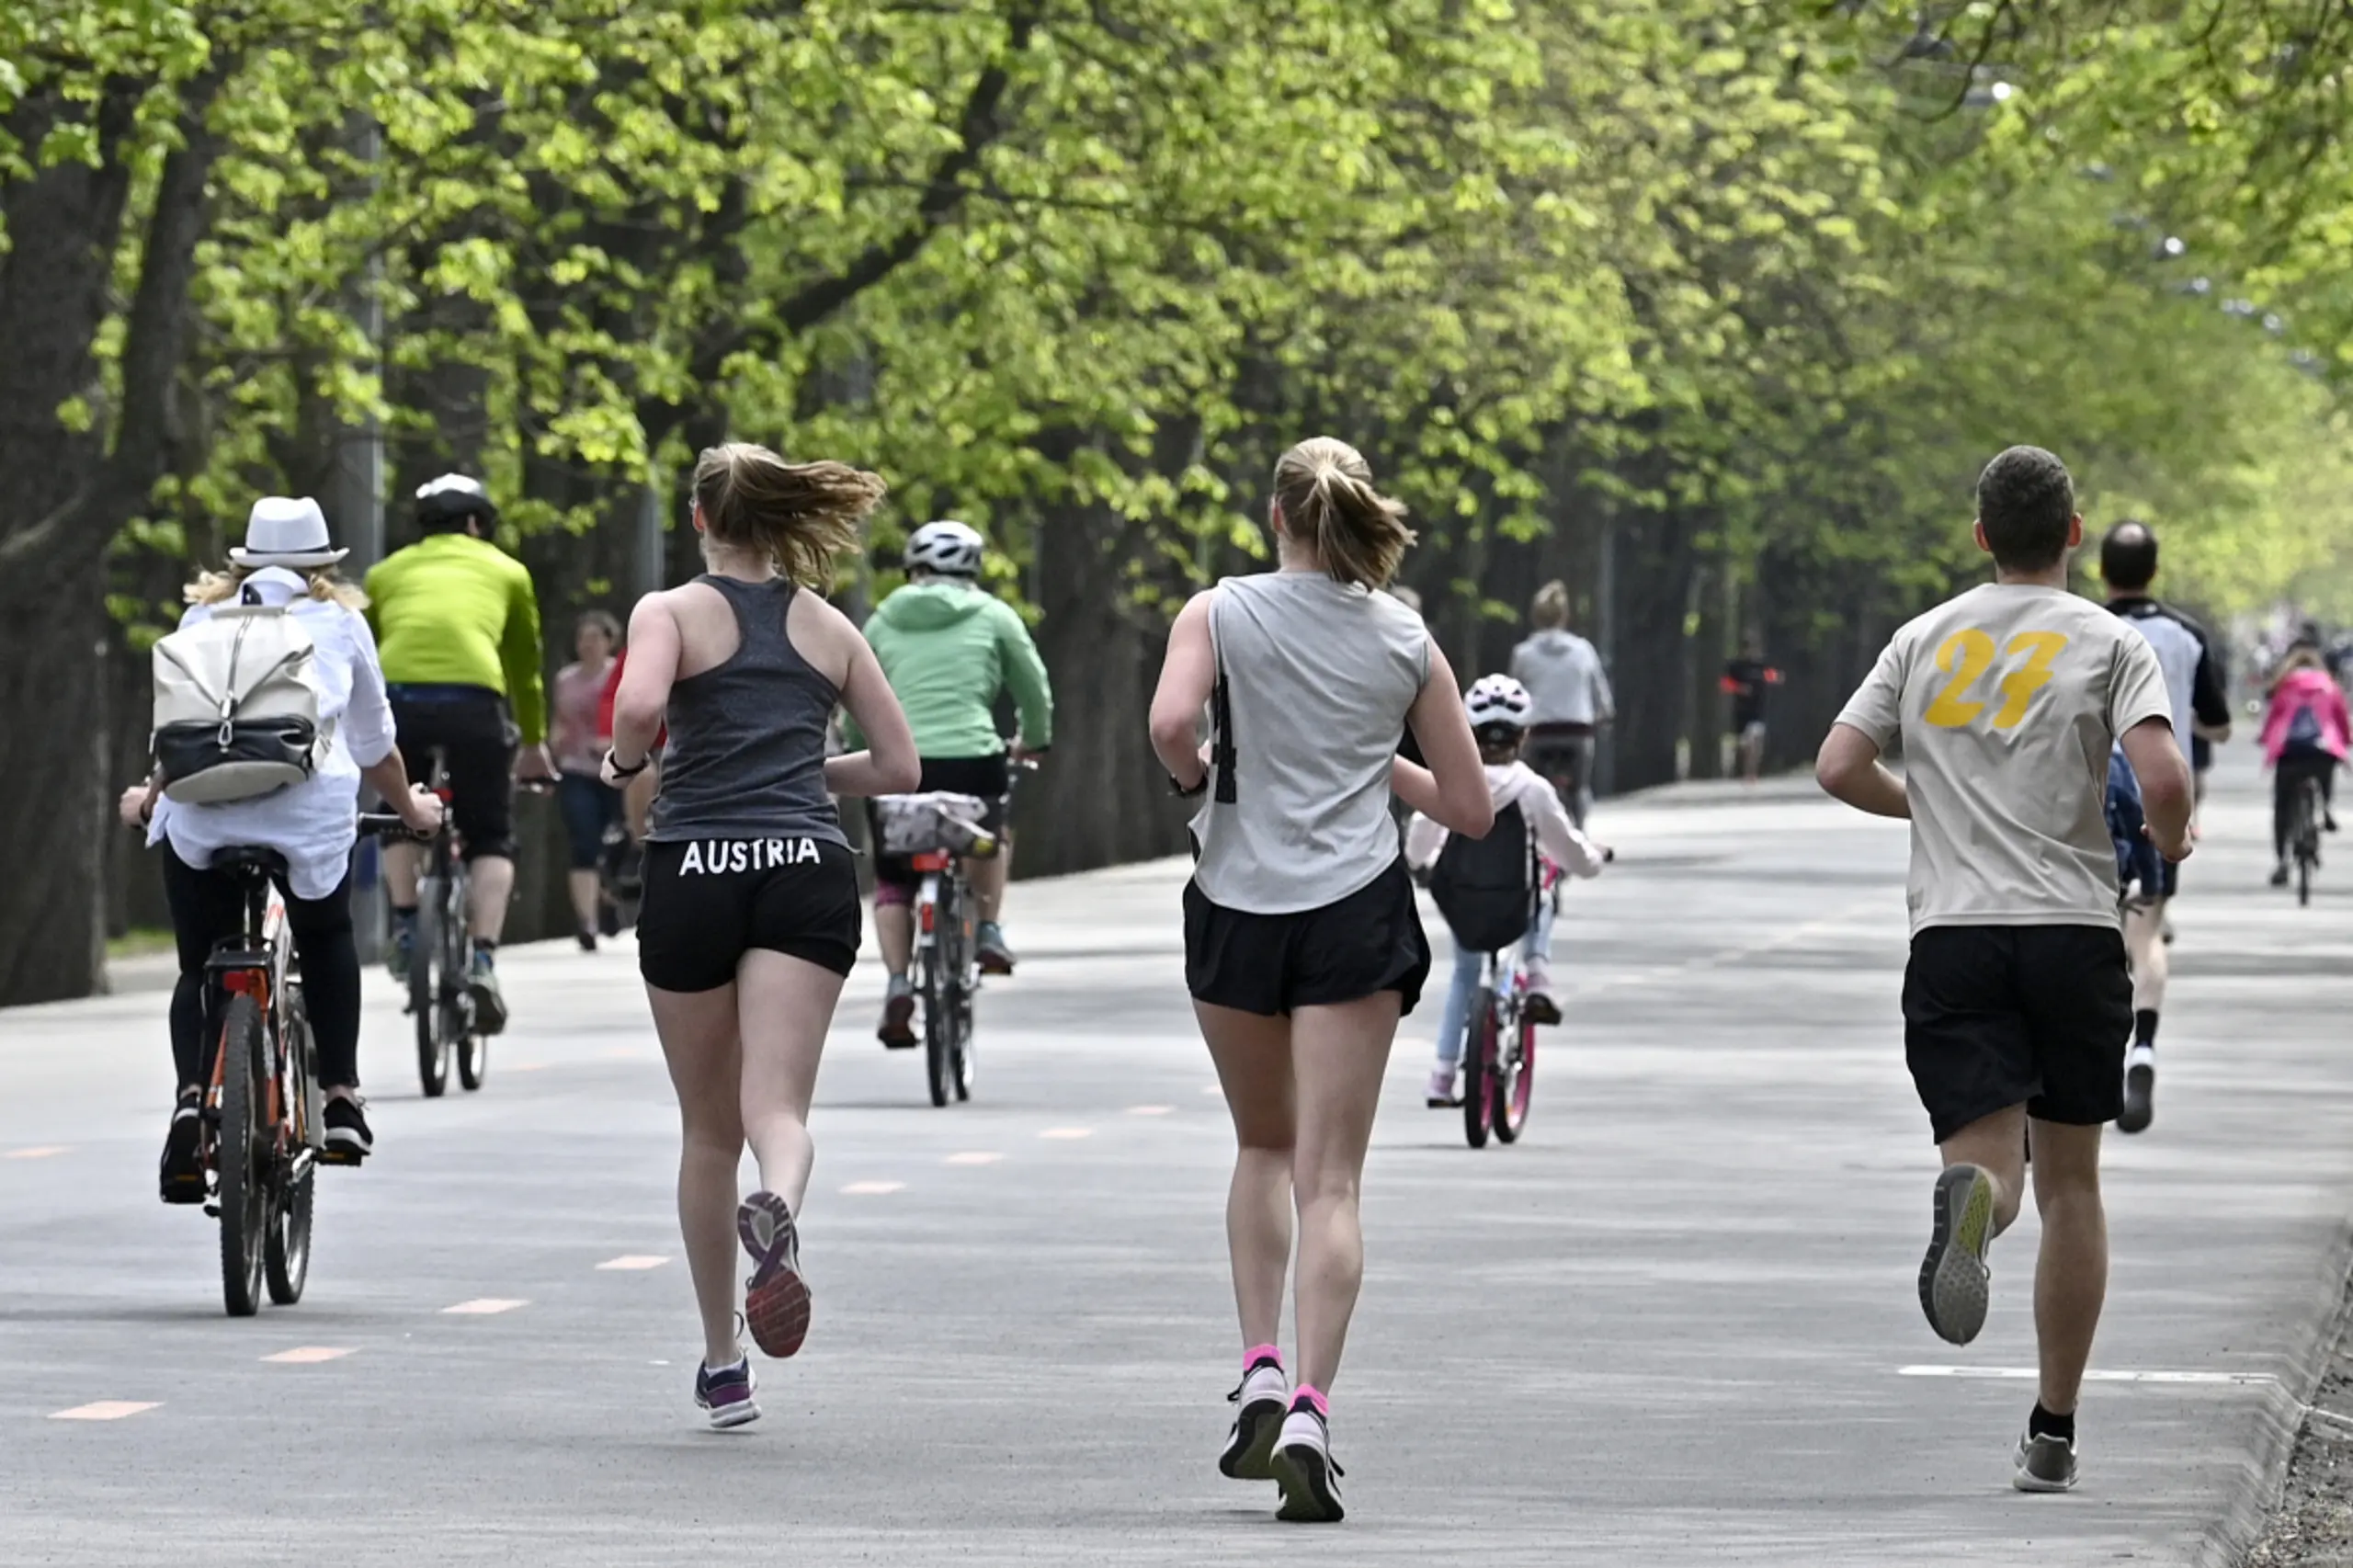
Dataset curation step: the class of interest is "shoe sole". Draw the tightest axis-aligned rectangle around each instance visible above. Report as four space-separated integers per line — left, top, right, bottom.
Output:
470 980 509 1036
1920 1165 1994 1346
703 1397 762 1430
160 1176 207 1205
738 1194 811 1358
878 993 916 1049
1272 1441 1344 1522
2013 1444 2078 1493
976 953 1014 977
1220 1396 1287 1480
323 1130 372 1162
2117 1065 2154 1135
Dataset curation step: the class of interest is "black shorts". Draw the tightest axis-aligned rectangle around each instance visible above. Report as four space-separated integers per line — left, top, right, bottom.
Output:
636 836 861 992
870 754 1011 893
389 685 517 861
1903 925 2131 1144
1184 858 1431 1017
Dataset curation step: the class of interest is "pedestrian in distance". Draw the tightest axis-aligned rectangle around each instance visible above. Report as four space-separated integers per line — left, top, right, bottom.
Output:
1722 631 1783 785
1509 579 1613 827
1149 435 1492 1523
551 608 626 949
1816 444 2190 1494
2260 643 2349 885
604 442 918 1429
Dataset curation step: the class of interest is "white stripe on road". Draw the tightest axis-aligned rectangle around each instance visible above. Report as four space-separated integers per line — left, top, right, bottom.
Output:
595 1256 669 1270
6 1146 70 1160
1899 1365 2279 1386
1126 1105 1174 1117
262 1346 354 1364
441 1299 529 1315
1039 1128 1093 1141
50 1402 158 1420
944 1152 1004 1165
841 1180 906 1195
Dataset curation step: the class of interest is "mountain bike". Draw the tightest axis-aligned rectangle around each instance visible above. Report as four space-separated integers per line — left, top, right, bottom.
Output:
404 750 485 1096
2292 771 2325 907
199 815 411 1315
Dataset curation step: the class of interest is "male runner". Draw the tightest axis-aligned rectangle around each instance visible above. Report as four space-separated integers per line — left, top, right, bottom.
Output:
1816 445 2189 1494
2099 519 2230 1132
366 474 555 1032
1722 631 1783 784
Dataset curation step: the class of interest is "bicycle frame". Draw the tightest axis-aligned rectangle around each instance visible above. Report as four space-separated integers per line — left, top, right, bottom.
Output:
203 872 312 1164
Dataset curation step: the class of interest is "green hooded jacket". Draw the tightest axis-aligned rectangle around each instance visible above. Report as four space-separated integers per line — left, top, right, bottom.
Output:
844 580 1052 757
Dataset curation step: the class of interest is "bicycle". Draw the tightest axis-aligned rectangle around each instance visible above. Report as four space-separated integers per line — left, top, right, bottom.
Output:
1459 922 1540 1152
199 814 409 1315
2292 771 2325 907
404 749 486 1097
874 792 1002 1108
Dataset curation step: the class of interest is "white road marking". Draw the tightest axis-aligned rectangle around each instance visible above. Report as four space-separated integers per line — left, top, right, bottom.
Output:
49 1402 158 1420
1899 1365 2279 1386
944 1152 1004 1165
595 1255 669 1270
508 1062 551 1073
841 1180 906 1195
441 1298 529 1315
262 1346 354 1364
6 1146 70 1160
1125 1105 1174 1117
1202 1085 1222 1096
1038 1128 1093 1141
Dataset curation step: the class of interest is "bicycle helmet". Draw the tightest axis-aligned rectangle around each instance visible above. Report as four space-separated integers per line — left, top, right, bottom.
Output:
415 473 498 533
1464 674 1533 743
904 519 984 578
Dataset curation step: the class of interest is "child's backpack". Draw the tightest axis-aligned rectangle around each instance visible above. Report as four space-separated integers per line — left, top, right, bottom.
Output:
1430 801 1536 953
150 601 324 803
2285 698 2326 756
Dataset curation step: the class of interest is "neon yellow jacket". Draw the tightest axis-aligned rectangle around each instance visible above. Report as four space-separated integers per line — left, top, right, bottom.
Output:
363 533 549 744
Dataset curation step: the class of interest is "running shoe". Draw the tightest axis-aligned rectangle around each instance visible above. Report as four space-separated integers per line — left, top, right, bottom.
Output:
1220 1351 1290 1480
2271 862 2292 888
878 975 916 1049
2117 1045 2155 1135
2013 1426 2079 1493
738 1190 812 1358
975 921 1016 975
1919 1164 1995 1346
695 1356 761 1430
1425 1066 1459 1108
468 949 508 1035
387 916 415 983
577 928 597 952
598 903 622 938
1271 1396 1346 1522
159 1095 205 1204
322 1096 373 1162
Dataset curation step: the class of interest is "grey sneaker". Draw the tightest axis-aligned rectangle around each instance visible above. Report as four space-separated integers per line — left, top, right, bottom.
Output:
1919 1165 1995 1345
468 949 508 1035
877 974 916 1049
2013 1427 2079 1493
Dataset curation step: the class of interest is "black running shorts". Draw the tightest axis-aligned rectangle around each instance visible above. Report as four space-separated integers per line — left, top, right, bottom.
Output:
1903 924 2132 1144
389 685 517 862
1184 857 1431 1017
637 836 860 992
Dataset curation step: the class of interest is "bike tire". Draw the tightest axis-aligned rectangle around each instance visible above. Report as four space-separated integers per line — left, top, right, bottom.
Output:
921 915 954 1108
952 976 976 1102
2301 852 2313 906
267 992 315 1304
216 994 268 1317
414 888 449 1098
1493 1015 1535 1144
1462 990 1495 1150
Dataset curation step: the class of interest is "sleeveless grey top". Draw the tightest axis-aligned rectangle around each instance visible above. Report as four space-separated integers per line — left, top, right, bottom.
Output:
647 575 847 847
1190 573 1429 914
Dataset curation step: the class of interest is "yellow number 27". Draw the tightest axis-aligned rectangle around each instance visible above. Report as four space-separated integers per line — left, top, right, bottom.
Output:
1922 629 2071 731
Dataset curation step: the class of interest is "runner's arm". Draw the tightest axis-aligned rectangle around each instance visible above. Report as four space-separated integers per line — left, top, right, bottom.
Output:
996 601 1053 751
1814 723 1909 819
826 616 920 797
1394 640 1495 838
608 595 680 774
837 617 881 752
2120 715 2192 860
1148 592 1215 791
501 561 550 745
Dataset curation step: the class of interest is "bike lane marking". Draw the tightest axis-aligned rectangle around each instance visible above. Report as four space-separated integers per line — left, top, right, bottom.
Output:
50 1402 158 1420
842 1180 906 1195
262 1347 354 1364
1038 1128 1093 1141
944 1152 1003 1165
6 1146 70 1159
596 1255 669 1270
441 1299 529 1314
1125 1105 1175 1117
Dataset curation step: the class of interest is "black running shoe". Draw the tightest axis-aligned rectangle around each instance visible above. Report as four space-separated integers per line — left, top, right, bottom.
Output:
1271 1398 1345 1522
323 1096 374 1161
1221 1354 1290 1480
159 1096 205 1204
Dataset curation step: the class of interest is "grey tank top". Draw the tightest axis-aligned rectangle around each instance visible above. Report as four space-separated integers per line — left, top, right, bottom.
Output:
647 575 847 846
1190 573 1429 914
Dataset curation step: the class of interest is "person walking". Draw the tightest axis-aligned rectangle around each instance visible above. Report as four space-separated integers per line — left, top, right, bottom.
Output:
551 609 625 949
1148 436 1492 1522
1816 445 2188 1494
1509 579 1613 826
604 443 918 1429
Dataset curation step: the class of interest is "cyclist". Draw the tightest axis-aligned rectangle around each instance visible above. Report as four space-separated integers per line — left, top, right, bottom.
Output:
552 608 625 949
605 442 916 1427
1509 579 1613 827
2261 644 2348 885
842 519 1052 1045
1817 445 2188 1495
1150 436 1490 1523
2098 520 2230 1133
365 474 555 1032
1405 674 1608 1107
119 497 444 1195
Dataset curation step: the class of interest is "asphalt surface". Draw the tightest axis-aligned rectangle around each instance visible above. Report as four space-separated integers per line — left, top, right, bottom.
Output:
6 756 2351 1566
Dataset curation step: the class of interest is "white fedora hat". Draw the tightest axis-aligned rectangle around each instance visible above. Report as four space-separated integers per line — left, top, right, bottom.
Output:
230 496 348 569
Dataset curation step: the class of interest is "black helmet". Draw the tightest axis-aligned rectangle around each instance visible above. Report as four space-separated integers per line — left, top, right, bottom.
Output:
415 473 497 533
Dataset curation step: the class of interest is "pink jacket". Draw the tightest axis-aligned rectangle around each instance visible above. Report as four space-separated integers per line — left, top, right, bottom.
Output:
2259 668 2352 764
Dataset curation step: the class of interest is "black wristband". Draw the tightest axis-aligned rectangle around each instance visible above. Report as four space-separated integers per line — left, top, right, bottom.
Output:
605 748 650 780
1168 769 1209 799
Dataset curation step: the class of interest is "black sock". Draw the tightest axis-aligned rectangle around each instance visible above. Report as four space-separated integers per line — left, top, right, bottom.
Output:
2029 1403 2075 1443
475 937 498 954
2133 1008 2159 1049
392 904 417 920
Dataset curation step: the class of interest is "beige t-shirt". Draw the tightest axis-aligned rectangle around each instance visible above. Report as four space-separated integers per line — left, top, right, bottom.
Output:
1836 583 2172 932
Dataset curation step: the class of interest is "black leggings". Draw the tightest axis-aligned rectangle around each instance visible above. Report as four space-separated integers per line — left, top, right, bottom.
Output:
2275 753 2338 861
161 847 361 1092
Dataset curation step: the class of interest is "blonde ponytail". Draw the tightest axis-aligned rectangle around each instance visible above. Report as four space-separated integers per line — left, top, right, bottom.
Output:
1271 437 1414 590
692 441 887 587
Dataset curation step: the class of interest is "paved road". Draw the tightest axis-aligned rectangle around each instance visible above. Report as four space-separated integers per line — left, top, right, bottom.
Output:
6 760 2350 1566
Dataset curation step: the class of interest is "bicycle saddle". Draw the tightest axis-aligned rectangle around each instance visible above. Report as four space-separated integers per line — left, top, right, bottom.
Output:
213 845 290 878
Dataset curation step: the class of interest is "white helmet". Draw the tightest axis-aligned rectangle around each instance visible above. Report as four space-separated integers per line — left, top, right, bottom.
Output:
904 519 984 577
1464 674 1533 734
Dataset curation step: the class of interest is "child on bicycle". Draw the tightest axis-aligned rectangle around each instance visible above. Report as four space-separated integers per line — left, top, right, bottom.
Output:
1404 674 1608 1107
2261 643 2350 885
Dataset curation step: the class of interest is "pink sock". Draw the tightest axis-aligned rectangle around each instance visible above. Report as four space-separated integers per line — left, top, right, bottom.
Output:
1244 1343 1283 1373
1292 1382 1329 1416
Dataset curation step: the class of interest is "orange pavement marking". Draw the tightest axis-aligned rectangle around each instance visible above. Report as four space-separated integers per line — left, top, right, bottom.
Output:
944 1152 1004 1165
441 1298 529 1314
261 1346 354 1364
841 1180 906 1195
6 1146 70 1160
50 1402 158 1420
1039 1127 1093 1141
1126 1105 1175 1117
596 1255 669 1270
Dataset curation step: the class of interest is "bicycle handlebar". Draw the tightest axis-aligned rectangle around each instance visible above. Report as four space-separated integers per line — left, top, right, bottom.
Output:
358 812 437 844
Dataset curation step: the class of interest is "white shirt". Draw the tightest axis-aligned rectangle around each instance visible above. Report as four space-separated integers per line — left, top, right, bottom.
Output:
1405 760 1608 878
149 569 398 900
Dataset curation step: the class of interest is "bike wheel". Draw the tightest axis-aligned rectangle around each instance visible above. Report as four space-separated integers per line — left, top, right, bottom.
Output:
457 891 488 1088
1461 990 1495 1149
414 890 449 1098
267 999 315 1305
216 994 268 1317
1493 1015 1535 1144
952 972 976 1102
2301 850 2313 906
